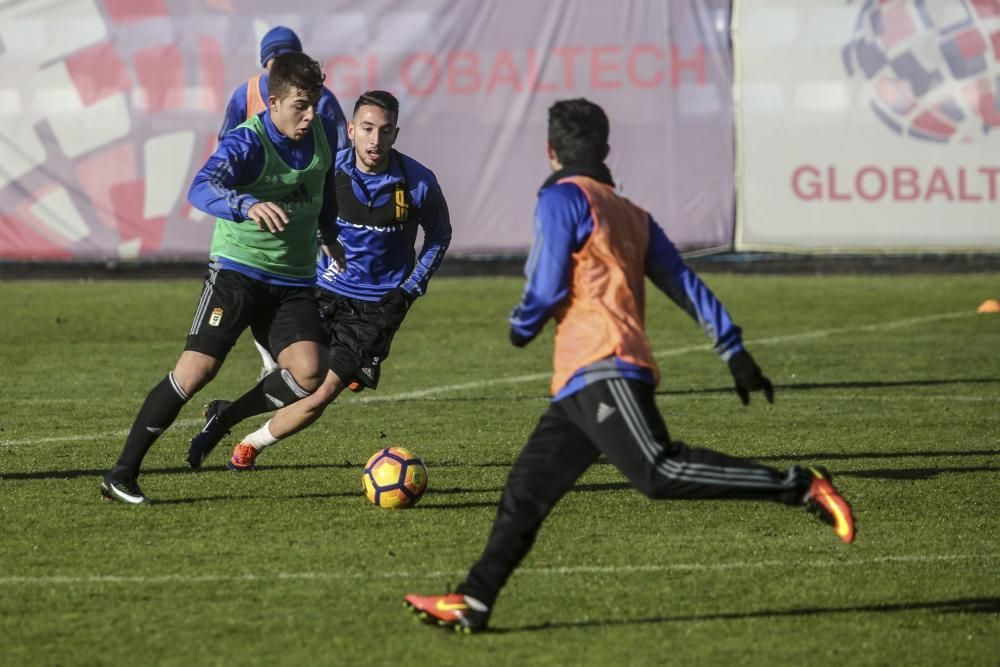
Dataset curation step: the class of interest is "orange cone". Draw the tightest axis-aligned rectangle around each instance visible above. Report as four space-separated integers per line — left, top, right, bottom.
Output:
977 298 1000 313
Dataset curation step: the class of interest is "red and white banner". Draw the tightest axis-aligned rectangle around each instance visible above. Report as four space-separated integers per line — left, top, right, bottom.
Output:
735 0 1000 251
0 0 734 260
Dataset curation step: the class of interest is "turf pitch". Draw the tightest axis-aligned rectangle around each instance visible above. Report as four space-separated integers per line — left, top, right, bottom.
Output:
1 273 998 665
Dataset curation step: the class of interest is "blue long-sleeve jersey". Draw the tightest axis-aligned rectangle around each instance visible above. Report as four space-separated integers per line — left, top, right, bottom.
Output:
510 178 745 400
316 147 452 302
218 75 349 148
188 110 346 286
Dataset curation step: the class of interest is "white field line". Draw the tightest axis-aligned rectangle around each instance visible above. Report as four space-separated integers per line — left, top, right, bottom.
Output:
0 552 994 587
0 310 987 448
0 418 204 448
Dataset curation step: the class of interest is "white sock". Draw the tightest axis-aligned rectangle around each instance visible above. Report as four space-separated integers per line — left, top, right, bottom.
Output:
463 595 488 612
253 340 279 371
243 420 279 450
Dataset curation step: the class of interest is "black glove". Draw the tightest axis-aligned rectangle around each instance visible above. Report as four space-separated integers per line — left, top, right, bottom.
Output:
378 287 415 328
727 350 774 405
321 240 347 275
509 328 534 348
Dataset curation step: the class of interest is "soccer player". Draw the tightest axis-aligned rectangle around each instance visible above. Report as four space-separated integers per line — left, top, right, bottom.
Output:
218 25 350 380
219 25 348 145
403 98 856 633
187 90 452 471
100 53 339 505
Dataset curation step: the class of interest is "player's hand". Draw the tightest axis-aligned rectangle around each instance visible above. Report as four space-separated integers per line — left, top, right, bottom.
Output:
321 241 347 274
727 349 774 405
247 202 289 233
378 287 414 328
509 328 534 348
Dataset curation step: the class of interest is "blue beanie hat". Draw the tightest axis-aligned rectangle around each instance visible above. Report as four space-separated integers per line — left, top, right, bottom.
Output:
260 26 302 67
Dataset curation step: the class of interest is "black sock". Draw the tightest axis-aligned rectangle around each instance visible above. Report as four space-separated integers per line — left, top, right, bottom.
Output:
111 373 190 479
216 369 310 432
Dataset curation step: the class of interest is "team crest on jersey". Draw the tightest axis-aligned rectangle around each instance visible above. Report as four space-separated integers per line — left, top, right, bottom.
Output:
209 307 224 327
394 186 409 222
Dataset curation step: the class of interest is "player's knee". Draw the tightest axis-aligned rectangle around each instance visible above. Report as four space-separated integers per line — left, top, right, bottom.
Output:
292 367 325 393
259 369 319 409
276 343 328 391
172 358 220 395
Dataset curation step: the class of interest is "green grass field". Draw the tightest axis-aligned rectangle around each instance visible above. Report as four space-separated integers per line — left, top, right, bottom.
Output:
1 273 998 666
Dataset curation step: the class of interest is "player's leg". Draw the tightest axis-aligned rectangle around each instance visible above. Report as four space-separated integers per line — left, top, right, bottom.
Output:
227 366 349 469
226 291 399 469
406 404 599 632
573 377 854 541
187 282 326 468
571 377 804 501
102 265 245 503
323 291 401 393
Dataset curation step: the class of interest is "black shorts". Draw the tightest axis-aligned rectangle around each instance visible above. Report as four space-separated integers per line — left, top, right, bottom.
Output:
318 291 402 390
185 264 325 360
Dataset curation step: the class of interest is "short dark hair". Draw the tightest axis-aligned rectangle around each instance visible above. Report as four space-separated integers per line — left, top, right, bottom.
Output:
268 52 325 102
548 98 610 165
353 90 400 121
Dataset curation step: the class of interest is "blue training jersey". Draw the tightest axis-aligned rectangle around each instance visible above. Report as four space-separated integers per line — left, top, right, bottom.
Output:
316 147 452 302
218 75 349 149
510 176 745 401
188 110 344 286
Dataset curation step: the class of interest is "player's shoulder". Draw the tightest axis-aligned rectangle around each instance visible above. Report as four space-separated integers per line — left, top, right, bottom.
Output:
219 123 263 153
333 146 354 172
317 114 344 139
395 151 440 188
319 86 344 107
538 180 589 208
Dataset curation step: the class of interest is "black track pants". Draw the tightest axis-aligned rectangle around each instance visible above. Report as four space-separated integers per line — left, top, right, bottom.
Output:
457 378 805 607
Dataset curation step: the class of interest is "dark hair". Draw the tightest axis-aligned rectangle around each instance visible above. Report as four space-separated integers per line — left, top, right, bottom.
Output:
353 90 400 121
547 98 610 165
268 52 325 102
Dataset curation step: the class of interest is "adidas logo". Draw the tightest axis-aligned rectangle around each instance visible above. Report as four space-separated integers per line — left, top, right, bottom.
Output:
265 393 285 408
596 402 617 423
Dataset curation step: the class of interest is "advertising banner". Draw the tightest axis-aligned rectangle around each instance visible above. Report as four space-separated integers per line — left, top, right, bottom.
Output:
735 0 1000 252
0 0 734 260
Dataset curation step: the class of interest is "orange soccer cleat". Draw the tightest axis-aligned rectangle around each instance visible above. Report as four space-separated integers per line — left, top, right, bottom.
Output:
803 466 856 544
404 593 490 634
227 442 262 471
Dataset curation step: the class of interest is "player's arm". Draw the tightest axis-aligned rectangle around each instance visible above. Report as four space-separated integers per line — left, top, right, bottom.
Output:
377 172 451 325
318 90 351 152
508 183 591 346
317 155 343 268
645 216 773 404
217 85 248 141
188 128 287 230
399 176 452 299
644 215 743 357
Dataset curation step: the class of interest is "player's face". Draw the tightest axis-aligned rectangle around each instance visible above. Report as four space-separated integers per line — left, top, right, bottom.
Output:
349 104 398 173
269 88 318 142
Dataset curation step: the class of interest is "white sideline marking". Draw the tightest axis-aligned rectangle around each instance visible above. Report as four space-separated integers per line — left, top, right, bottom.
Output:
0 418 204 447
0 310 985 447
0 552 994 587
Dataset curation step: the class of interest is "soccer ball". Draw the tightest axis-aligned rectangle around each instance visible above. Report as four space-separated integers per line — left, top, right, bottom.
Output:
362 447 428 509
